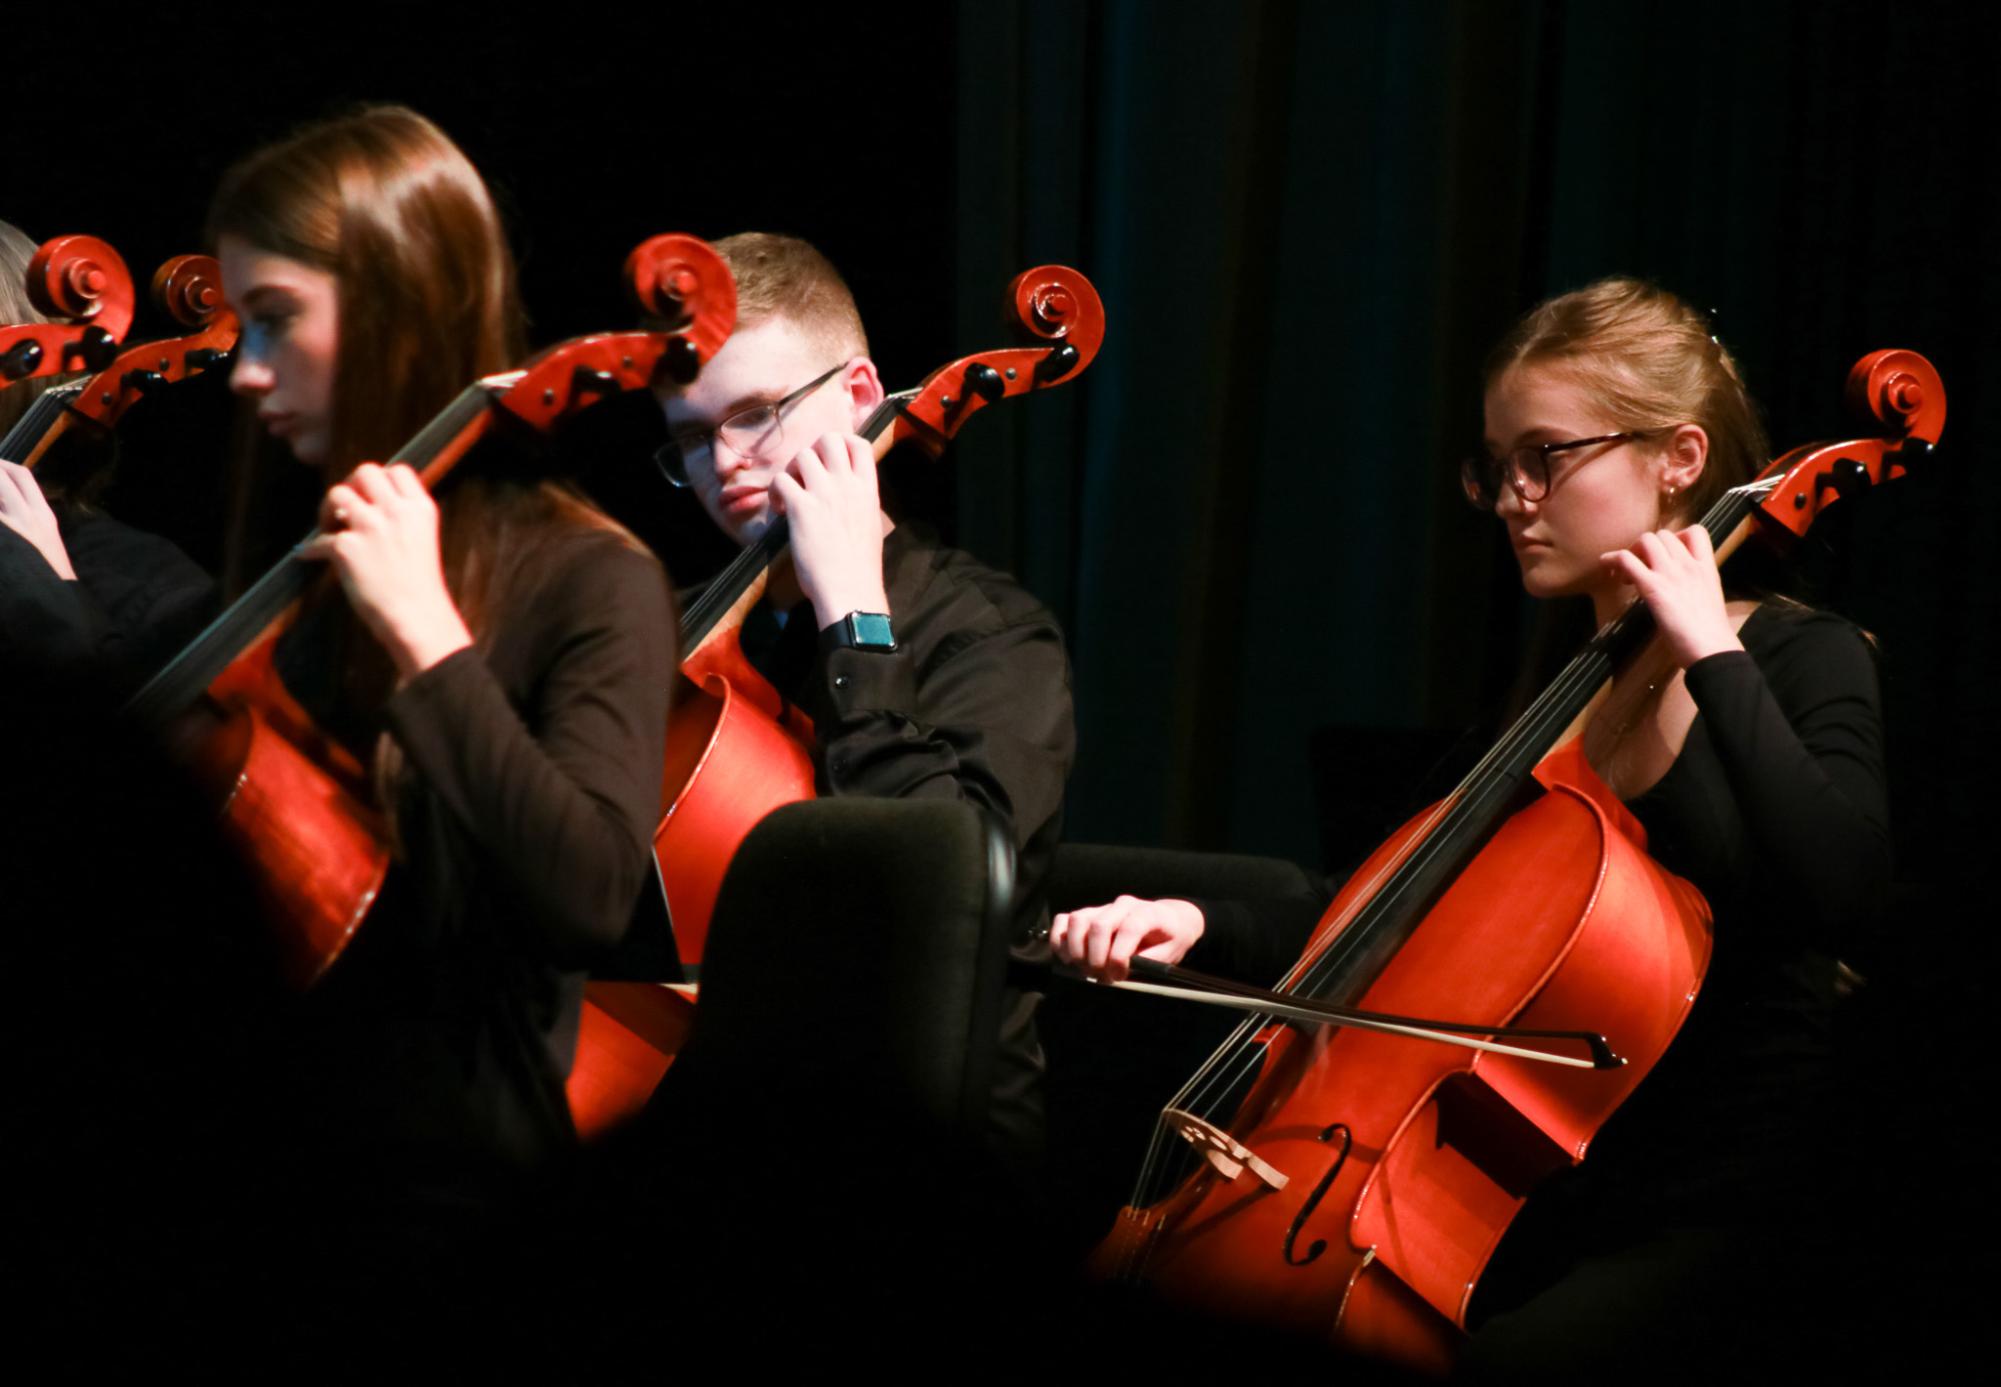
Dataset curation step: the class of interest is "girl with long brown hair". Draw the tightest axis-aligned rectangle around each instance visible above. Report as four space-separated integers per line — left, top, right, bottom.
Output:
208 105 673 1237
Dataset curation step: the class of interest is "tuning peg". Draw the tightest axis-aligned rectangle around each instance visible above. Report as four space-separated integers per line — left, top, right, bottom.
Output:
661 336 701 385
0 339 43 380
964 362 1005 403
1032 341 1080 384
570 365 620 401
69 325 119 372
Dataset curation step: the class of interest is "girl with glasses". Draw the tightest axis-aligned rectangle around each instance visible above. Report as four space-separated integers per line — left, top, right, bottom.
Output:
1053 277 1886 1373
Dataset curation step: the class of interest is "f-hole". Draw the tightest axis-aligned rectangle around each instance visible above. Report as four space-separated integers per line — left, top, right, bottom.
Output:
1281 1123 1352 1267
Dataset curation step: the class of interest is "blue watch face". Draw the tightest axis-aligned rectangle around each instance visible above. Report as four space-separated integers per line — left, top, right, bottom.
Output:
851 613 896 649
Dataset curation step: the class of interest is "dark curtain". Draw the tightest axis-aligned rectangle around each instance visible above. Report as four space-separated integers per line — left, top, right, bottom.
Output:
954 0 2001 920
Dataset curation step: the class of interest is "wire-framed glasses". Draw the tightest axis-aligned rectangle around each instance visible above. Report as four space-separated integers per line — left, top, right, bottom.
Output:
655 363 847 488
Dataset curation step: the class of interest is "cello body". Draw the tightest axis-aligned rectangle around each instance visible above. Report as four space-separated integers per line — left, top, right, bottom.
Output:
1097 746 1709 1367
653 625 816 970
195 633 390 988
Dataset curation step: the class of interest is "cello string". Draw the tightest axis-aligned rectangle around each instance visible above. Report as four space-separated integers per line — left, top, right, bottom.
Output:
0 383 81 460
1150 484 1771 1190
125 382 502 726
1157 637 1621 1153
1138 632 1654 1196
1282 481 1765 1002
1263 483 1762 1019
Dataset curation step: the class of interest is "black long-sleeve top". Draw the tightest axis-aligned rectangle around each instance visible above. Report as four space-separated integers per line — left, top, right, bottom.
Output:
282 527 674 1193
1593 604 1886 1223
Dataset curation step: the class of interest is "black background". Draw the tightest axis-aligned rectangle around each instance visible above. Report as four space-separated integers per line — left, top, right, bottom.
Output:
12 1 1999 1367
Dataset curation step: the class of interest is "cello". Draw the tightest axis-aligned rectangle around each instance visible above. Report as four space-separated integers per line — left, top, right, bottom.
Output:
565 265 1106 1139
122 233 736 989
0 234 134 387
4 252 237 468
1087 348 1941 1370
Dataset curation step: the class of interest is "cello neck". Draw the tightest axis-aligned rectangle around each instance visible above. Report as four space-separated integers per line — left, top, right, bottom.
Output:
0 382 85 467
123 381 501 729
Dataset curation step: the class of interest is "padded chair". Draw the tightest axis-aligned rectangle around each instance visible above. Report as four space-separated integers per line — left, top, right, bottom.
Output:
647 796 1017 1146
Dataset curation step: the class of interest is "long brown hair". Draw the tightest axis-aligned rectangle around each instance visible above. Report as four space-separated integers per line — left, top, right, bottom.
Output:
208 106 524 473
207 107 653 822
1485 277 1768 525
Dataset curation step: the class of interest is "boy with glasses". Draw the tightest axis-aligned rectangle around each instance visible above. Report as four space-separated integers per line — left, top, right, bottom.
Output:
655 233 1075 1165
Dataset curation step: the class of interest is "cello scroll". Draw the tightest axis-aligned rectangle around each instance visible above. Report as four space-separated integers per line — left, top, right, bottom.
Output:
890 264 1105 449
1 235 136 382
495 234 735 431
9 255 240 470
1754 348 1945 542
69 255 239 430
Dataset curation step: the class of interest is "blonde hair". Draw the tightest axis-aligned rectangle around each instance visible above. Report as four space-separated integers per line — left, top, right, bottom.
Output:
1486 277 1768 523
709 232 868 361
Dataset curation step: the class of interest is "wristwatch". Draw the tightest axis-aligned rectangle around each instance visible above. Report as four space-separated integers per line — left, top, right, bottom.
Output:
820 611 898 653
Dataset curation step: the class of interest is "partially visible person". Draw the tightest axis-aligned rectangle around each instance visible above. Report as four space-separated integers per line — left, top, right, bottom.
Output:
1 217 214 690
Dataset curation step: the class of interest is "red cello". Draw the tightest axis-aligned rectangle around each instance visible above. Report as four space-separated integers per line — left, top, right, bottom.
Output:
122 234 736 989
565 266 1106 1139
1 234 135 387
1089 350 1943 1371
5 253 237 468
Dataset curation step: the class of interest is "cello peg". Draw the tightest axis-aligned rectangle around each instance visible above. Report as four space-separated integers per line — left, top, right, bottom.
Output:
1032 341 1080 384
570 365 620 401
0 339 42 379
69 325 119 372
1815 456 1871 503
964 362 1005 403
661 336 701 385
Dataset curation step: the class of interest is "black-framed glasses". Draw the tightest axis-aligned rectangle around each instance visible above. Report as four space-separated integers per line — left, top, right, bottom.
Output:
654 363 847 488
1459 430 1659 511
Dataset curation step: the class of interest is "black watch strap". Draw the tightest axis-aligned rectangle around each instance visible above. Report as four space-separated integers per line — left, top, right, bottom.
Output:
820 611 897 653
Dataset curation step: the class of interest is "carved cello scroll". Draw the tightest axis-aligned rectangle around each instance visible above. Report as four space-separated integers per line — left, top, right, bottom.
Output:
0 235 136 382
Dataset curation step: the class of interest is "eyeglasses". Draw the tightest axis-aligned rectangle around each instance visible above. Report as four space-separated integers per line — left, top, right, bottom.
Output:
1459 430 1660 510
654 363 847 488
